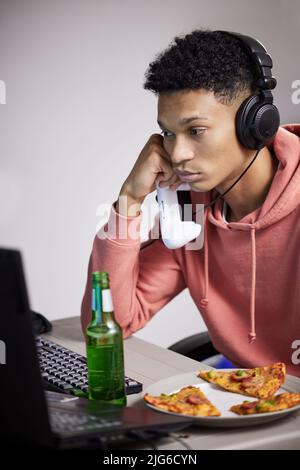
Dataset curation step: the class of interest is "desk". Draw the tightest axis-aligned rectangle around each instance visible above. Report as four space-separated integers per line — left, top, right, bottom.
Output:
45 317 300 450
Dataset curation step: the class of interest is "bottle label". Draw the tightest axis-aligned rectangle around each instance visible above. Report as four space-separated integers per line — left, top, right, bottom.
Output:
102 289 114 312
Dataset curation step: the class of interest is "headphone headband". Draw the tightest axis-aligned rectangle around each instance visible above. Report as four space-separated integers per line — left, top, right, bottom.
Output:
215 30 277 91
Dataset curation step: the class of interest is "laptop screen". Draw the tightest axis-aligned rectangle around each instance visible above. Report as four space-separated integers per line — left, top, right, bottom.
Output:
0 248 53 447
0 248 193 449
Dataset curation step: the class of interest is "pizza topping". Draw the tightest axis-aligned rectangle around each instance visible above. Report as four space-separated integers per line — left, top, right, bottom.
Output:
230 370 251 382
255 399 277 412
207 370 216 379
240 374 265 390
240 400 257 410
186 394 208 405
239 398 276 412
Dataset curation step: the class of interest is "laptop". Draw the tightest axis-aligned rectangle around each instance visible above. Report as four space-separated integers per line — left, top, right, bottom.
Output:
0 248 193 449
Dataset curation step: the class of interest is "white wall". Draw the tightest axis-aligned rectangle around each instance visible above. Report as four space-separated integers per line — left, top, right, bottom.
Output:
0 0 299 348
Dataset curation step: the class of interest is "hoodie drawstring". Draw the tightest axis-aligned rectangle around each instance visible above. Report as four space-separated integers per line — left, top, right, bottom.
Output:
200 209 209 309
249 227 257 343
200 208 258 343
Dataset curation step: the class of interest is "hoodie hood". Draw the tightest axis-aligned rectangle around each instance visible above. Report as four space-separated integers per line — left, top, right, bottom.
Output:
196 124 300 343
211 124 300 230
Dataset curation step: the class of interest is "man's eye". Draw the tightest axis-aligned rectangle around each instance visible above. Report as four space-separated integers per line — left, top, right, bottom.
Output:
190 128 206 136
160 128 205 138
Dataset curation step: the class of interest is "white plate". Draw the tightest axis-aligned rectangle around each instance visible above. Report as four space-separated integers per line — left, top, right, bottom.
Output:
143 369 300 428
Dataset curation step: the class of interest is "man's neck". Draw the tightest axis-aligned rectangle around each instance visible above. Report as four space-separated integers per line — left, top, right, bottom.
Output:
223 146 278 223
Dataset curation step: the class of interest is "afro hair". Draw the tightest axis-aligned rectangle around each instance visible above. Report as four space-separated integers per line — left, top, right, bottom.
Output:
143 29 259 104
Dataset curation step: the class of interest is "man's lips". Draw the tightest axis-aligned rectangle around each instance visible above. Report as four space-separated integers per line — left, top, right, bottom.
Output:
175 170 200 176
175 171 203 182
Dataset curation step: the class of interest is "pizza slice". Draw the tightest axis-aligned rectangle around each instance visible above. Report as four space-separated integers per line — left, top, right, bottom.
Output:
197 362 286 399
143 385 221 417
230 393 300 415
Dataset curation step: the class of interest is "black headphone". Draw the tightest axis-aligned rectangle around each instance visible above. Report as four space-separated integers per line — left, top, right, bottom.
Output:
216 31 280 150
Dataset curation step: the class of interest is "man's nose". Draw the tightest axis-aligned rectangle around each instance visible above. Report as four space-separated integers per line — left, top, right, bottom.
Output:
169 141 194 165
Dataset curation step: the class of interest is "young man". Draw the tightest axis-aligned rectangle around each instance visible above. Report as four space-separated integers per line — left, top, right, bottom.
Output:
81 29 300 376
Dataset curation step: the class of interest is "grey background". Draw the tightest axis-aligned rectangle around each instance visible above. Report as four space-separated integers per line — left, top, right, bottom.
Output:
0 0 299 347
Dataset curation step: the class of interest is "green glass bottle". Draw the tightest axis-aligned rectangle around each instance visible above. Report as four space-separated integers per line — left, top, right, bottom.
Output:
86 272 127 405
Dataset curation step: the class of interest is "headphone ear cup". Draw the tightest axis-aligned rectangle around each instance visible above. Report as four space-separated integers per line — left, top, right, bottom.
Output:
252 103 280 144
236 95 280 150
236 95 262 149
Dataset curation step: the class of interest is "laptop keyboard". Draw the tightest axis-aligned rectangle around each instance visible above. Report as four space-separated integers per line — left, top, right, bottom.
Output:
50 409 122 435
36 336 143 396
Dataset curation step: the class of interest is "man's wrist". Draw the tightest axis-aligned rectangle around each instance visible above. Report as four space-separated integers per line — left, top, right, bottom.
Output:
116 190 144 217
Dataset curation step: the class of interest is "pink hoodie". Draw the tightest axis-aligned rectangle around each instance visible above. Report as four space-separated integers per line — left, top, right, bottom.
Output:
81 124 300 377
